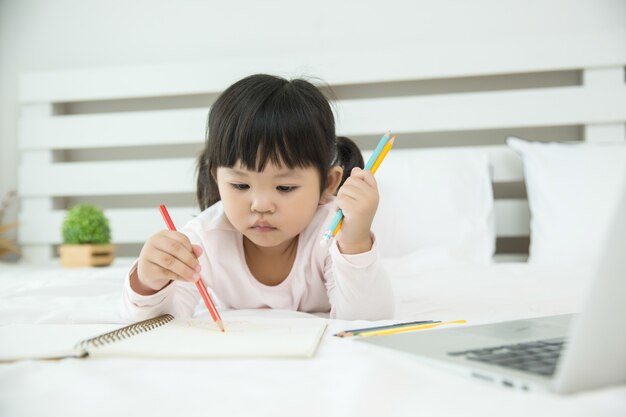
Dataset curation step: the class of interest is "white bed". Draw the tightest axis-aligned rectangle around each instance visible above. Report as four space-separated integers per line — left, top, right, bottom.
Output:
0 258 619 417
3 50 626 416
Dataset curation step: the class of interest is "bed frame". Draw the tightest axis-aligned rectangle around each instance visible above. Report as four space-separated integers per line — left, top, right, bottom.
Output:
17 52 626 263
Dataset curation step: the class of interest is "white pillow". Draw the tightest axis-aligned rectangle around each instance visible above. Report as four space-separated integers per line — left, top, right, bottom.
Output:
507 137 626 268
363 147 495 264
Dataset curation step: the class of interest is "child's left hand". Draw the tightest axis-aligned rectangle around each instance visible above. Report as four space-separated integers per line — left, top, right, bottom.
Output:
334 167 379 254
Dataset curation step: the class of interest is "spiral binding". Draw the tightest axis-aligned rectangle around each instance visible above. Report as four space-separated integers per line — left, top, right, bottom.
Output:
75 314 175 352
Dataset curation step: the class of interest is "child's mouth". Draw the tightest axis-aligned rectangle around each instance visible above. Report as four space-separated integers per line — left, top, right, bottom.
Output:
253 226 276 232
251 221 276 232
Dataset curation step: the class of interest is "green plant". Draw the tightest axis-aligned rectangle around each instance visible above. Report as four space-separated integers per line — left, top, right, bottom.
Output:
62 204 111 245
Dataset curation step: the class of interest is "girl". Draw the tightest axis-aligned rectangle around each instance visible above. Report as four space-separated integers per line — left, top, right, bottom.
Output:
122 74 394 321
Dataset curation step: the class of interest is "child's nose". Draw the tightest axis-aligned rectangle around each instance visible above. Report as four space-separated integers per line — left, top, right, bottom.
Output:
250 194 275 214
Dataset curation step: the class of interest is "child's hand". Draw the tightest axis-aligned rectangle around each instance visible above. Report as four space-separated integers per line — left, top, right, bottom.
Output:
334 167 379 254
130 230 203 295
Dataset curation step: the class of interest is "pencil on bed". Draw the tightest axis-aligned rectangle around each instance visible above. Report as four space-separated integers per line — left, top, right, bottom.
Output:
356 320 467 338
335 319 438 337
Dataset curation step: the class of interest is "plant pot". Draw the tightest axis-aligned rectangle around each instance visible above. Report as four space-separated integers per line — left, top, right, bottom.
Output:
58 244 115 267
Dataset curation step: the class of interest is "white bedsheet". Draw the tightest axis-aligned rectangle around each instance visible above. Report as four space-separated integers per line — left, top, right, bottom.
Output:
0 257 624 417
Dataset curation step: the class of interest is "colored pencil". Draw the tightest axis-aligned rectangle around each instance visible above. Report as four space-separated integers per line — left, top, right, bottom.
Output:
364 131 391 170
371 135 396 175
334 319 439 337
159 204 225 332
355 320 467 338
320 131 395 245
328 136 396 239
331 218 343 238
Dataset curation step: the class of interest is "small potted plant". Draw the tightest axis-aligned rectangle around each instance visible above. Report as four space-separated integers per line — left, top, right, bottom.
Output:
58 204 115 267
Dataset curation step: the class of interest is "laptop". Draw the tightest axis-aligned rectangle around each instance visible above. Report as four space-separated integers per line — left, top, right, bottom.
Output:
358 189 626 394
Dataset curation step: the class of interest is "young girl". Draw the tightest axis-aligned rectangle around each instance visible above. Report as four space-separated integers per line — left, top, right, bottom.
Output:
121 74 394 321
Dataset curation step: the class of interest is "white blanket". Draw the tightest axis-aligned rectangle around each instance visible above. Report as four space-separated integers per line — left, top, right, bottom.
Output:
0 258 624 417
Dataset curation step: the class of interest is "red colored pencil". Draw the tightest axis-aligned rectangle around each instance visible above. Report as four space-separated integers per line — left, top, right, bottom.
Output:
159 204 224 332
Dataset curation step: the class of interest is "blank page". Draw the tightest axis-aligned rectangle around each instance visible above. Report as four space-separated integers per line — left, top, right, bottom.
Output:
89 318 327 359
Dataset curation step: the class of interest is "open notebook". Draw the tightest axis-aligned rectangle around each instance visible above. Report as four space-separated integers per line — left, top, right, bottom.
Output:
0 315 327 361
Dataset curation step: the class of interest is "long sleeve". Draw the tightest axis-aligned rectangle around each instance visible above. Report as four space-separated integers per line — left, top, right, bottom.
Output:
120 200 395 321
324 235 395 320
120 262 201 323
120 210 220 323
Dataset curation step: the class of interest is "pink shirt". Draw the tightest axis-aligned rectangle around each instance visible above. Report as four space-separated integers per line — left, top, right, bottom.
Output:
121 200 394 321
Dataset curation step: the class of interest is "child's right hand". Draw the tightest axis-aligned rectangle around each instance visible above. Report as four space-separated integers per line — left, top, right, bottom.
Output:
130 230 203 295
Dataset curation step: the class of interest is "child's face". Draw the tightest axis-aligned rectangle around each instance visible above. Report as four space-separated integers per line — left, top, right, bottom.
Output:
215 161 339 249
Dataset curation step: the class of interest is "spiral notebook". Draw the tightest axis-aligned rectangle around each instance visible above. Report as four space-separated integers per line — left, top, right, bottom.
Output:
0 315 327 361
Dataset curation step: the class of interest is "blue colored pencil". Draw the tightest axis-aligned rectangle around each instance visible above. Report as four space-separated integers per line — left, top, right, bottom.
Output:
334 320 439 337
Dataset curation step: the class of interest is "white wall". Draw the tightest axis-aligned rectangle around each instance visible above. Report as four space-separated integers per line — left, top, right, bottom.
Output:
1 0 625 260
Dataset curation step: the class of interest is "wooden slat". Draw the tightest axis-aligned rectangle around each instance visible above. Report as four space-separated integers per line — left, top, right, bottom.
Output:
335 85 626 136
20 145 523 197
19 158 196 196
19 34 626 103
19 200 529 245
20 109 207 150
20 86 626 151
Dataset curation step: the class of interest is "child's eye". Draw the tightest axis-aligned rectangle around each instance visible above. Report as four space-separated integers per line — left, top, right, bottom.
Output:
276 185 297 193
230 183 249 191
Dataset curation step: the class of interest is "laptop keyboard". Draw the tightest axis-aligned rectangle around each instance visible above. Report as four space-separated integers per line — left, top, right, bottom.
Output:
447 337 567 377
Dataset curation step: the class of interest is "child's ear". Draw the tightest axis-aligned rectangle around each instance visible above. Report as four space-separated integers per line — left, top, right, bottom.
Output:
319 166 343 204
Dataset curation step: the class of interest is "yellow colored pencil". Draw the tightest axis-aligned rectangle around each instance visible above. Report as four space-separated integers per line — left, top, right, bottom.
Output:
371 135 396 175
356 319 467 338
332 218 343 237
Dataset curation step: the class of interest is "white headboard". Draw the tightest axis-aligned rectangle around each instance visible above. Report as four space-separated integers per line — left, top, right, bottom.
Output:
17 53 626 263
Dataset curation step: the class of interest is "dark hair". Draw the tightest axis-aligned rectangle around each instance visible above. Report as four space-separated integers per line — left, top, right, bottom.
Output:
196 74 364 210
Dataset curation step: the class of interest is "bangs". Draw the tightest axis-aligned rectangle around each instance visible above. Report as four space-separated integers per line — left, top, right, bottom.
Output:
213 79 333 172
199 74 344 210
